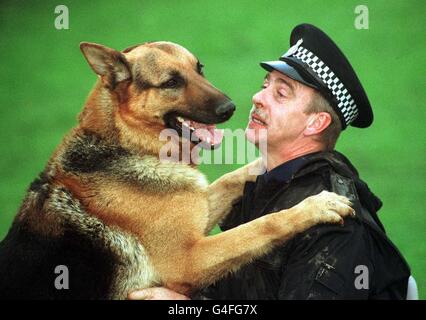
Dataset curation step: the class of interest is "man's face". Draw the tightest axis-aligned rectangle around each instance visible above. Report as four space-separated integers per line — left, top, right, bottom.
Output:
245 70 316 149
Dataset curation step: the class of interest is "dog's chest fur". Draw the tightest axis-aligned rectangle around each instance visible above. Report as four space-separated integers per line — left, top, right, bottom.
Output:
11 131 209 298
60 131 209 192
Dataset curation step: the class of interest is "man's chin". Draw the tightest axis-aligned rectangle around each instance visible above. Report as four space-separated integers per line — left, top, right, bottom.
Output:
245 127 261 146
245 126 268 146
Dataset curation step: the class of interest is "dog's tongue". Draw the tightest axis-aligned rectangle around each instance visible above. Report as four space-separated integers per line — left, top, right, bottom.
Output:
190 121 224 148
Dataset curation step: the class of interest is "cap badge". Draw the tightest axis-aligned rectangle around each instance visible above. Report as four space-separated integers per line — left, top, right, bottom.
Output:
282 38 303 58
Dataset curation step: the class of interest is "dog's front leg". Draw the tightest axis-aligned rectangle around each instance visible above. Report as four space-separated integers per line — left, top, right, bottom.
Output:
170 191 354 293
205 158 264 232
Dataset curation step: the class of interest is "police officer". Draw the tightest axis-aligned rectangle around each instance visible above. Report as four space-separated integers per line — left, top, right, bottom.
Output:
130 23 411 300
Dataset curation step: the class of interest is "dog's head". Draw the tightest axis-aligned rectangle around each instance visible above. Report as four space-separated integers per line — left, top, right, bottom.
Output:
79 41 234 152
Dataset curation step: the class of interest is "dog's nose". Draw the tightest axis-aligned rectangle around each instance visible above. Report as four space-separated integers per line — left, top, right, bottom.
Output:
215 101 236 118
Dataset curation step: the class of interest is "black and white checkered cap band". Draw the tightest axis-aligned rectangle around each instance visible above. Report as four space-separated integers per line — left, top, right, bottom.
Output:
285 46 359 125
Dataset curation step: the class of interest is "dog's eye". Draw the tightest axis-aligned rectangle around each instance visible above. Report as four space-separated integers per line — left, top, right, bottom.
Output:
161 76 183 89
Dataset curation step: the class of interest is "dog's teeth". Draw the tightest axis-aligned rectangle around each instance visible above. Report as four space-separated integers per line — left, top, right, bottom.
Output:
190 127 195 130
206 137 211 144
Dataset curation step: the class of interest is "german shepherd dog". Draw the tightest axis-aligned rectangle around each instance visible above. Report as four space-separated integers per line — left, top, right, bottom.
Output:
0 41 354 299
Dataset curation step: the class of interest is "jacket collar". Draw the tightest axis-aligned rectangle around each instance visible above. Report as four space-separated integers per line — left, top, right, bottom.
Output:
294 150 360 179
260 151 322 184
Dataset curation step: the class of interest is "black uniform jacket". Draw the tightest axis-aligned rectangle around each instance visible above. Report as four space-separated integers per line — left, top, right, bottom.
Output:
201 151 411 300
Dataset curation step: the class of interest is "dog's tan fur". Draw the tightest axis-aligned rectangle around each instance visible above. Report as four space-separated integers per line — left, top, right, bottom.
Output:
4 41 354 299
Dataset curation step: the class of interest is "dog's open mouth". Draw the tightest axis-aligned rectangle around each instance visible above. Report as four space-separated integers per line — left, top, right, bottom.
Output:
165 113 224 149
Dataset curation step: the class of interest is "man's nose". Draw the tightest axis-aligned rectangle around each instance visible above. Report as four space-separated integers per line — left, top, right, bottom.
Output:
252 90 263 107
215 101 236 118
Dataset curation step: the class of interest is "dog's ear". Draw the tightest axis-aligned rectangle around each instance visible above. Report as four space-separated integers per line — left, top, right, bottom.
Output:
80 42 131 89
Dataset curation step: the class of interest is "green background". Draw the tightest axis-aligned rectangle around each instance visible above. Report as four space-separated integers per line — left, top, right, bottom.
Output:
0 0 424 299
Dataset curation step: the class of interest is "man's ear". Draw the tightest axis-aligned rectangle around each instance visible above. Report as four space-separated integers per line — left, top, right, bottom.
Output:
304 112 332 136
80 42 131 89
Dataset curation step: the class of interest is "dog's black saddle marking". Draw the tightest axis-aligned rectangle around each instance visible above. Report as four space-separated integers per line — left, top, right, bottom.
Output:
62 132 129 174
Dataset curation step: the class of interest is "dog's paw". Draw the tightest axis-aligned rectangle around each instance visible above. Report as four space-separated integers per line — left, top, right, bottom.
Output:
295 190 355 226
